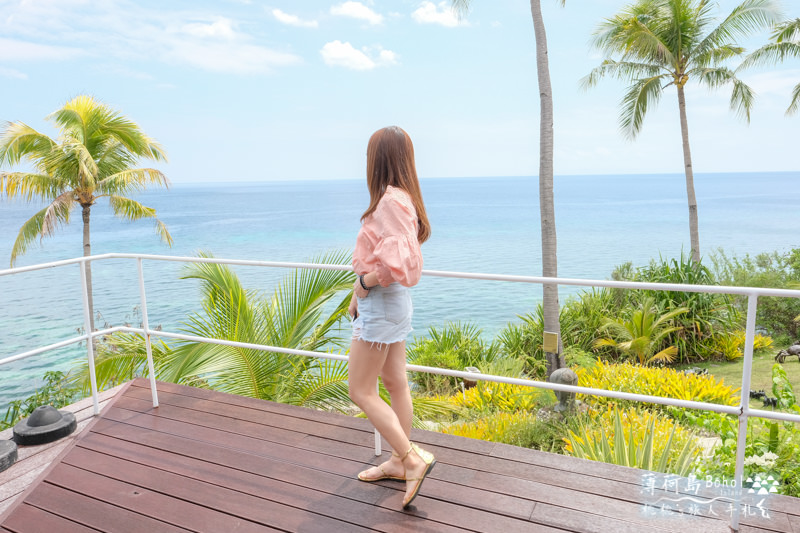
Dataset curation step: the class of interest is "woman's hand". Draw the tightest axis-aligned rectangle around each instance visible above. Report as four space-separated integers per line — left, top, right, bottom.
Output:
353 276 370 299
349 292 359 318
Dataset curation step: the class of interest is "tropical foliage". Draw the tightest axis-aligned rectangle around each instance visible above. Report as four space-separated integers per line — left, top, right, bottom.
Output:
710 247 800 342
407 322 500 395
565 406 701 476
614 255 741 362
575 361 740 408
593 296 688 365
1 371 80 431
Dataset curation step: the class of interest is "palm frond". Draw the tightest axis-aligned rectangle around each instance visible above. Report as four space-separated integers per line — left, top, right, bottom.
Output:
108 195 156 220
41 191 76 239
696 0 782 56
739 41 800 70
9 203 71 266
68 332 171 394
591 3 677 68
108 195 173 245
729 76 756 122
620 75 666 139
772 18 800 42
0 172 64 202
0 122 56 166
97 168 169 196
268 249 355 349
787 82 800 116
278 358 352 412
581 60 665 89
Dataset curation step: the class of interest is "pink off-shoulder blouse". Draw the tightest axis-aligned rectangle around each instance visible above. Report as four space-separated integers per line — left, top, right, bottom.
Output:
353 186 423 287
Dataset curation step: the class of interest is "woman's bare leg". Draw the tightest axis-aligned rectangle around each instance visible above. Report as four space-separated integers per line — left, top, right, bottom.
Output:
357 341 413 479
349 338 426 493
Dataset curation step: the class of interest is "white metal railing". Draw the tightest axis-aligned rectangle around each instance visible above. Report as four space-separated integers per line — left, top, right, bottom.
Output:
2 252 800 531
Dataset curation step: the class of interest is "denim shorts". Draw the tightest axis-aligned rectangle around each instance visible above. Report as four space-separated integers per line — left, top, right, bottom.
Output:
352 283 413 345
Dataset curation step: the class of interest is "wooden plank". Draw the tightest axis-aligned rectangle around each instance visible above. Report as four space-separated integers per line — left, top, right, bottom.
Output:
77 432 468 533
529 501 703 533
100 395 745 532
111 395 310 446
120 388 369 446
45 463 283 533
1 503 99 533
93 407 539 523
59 448 374 533
25 482 192 533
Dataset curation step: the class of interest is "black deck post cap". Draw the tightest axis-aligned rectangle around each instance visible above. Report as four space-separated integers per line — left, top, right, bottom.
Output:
12 405 77 446
0 440 17 473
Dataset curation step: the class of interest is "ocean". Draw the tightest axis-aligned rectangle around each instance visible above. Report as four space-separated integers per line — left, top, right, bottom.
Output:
1 172 799 411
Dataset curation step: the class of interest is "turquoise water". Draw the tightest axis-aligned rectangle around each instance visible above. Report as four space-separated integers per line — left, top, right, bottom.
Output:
1 172 799 410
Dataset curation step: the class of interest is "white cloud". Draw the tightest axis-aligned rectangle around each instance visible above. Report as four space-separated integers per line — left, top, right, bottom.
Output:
0 66 27 80
272 9 318 28
330 2 383 25
320 40 397 70
0 4 303 76
181 18 237 39
0 38 86 62
412 1 466 28
166 41 300 74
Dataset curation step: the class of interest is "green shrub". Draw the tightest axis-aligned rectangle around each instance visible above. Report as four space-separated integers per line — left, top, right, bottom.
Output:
710 248 800 339
407 348 463 396
575 361 740 409
615 254 741 363
441 410 566 452
1 371 80 431
564 406 701 476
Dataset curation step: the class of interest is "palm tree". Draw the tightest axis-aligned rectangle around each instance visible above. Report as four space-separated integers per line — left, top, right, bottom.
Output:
593 297 689 365
0 95 172 332
452 0 566 375
582 0 782 263
740 18 800 115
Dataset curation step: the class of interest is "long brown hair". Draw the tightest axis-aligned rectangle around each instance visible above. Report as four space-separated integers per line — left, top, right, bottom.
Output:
361 126 431 243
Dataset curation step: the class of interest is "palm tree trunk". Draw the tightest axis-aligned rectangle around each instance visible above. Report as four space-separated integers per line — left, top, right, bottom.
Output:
82 204 96 334
677 85 701 263
530 0 563 376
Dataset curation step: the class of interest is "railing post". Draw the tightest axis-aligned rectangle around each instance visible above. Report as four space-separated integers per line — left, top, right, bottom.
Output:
137 258 159 408
79 260 99 415
374 381 382 456
731 293 758 532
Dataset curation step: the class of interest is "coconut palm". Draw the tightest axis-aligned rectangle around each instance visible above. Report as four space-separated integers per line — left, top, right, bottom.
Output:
0 95 172 332
593 297 689 365
452 0 566 375
740 18 800 115
582 0 782 263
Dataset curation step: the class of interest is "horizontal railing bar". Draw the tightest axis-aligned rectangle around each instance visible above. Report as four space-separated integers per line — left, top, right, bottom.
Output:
0 324 133 367
746 407 800 424
124 327 741 417
0 334 90 366
2 253 800 299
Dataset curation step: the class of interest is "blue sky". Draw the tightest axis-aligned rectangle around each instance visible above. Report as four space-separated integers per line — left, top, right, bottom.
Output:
0 0 798 183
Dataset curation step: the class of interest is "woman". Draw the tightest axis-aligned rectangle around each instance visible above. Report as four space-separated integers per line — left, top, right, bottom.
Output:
348 126 435 509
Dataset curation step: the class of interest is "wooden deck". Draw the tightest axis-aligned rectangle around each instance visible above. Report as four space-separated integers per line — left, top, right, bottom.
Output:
1 378 798 533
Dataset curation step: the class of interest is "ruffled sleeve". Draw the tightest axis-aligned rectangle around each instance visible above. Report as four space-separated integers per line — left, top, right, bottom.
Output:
371 190 423 287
